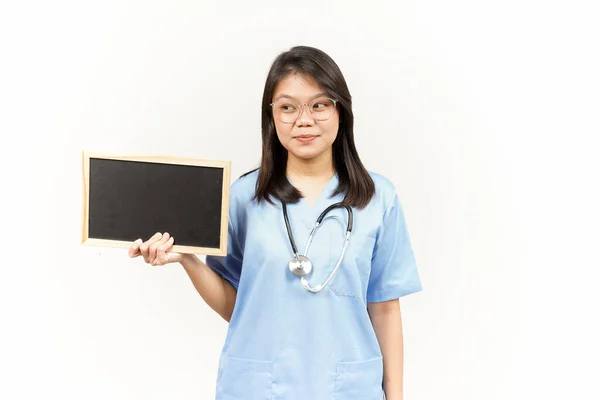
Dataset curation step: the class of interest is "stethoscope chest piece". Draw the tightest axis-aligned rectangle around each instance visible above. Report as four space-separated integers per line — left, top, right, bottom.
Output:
289 255 312 276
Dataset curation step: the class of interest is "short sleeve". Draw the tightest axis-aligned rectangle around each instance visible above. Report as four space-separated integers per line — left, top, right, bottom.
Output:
205 212 243 291
367 193 423 302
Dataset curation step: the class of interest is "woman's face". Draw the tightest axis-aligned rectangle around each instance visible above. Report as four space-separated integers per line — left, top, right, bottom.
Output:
271 73 340 162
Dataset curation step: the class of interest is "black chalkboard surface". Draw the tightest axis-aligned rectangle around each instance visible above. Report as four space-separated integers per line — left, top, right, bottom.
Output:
82 152 231 255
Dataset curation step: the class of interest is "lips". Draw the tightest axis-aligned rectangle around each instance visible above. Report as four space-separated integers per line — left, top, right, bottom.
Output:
295 134 318 143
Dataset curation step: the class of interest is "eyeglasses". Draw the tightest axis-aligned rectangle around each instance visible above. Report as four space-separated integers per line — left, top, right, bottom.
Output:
270 97 338 124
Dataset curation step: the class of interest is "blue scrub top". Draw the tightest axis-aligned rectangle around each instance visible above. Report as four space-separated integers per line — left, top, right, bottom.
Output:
206 170 422 400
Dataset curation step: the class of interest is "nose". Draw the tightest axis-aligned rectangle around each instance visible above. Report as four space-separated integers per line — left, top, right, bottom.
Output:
296 104 314 126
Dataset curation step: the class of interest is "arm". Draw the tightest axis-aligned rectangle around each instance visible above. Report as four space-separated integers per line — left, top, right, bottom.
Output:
368 298 404 400
180 254 237 323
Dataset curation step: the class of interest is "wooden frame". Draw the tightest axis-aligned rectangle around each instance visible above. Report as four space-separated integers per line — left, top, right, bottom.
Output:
81 151 231 256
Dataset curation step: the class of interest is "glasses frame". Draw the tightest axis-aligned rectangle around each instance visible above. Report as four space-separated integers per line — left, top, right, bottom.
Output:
269 97 338 124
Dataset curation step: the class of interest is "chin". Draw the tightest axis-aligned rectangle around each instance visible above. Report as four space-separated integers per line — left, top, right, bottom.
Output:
289 147 326 161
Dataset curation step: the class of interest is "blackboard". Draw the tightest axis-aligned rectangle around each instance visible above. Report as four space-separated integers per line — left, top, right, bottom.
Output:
82 151 231 255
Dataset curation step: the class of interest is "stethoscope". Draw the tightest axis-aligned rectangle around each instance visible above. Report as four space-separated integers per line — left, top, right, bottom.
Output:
282 201 353 293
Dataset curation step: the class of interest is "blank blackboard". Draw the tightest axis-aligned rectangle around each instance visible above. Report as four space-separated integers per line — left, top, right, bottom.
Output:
82 151 231 255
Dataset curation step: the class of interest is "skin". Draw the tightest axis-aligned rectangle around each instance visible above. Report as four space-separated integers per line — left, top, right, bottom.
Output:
129 72 405 399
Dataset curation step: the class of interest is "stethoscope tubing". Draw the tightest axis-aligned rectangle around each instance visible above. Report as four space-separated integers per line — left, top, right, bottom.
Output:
301 230 351 292
282 201 354 292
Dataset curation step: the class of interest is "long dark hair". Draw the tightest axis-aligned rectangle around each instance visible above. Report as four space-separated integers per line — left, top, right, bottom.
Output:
245 45 375 209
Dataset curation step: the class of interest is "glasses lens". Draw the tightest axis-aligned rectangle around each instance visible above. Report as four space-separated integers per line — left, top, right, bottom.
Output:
310 98 335 121
273 101 299 124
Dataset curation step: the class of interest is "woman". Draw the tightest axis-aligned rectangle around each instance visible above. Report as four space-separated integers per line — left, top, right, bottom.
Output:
129 45 422 400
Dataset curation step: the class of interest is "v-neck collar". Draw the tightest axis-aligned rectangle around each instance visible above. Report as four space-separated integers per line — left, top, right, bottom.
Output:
296 172 339 210
282 173 341 233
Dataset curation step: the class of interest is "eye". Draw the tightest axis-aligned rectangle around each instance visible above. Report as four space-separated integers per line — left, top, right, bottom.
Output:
278 103 297 113
312 99 334 111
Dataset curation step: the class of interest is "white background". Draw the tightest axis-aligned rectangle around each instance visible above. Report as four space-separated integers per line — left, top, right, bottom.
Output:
1 1 599 399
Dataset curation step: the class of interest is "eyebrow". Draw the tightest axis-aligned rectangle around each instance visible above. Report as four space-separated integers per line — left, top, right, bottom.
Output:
273 92 329 102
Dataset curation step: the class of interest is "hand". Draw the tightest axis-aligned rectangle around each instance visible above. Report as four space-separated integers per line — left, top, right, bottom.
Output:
128 232 183 266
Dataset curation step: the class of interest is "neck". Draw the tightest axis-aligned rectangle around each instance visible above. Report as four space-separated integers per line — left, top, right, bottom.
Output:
286 151 335 180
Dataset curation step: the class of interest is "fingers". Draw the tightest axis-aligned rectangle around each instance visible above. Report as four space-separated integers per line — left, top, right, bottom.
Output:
128 238 143 258
156 236 176 265
131 232 178 266
149 232 171 265
139 232 163 263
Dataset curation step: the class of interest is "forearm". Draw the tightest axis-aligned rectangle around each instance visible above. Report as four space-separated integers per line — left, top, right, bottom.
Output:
368 299 404 400
180 254 237 322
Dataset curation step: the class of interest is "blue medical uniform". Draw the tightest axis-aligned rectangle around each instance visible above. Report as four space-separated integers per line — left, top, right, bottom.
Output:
206 170 422 400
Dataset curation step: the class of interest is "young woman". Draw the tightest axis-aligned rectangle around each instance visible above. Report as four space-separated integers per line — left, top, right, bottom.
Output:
129 45 422 400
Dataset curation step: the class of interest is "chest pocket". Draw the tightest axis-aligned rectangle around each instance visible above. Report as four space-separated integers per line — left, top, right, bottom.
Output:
306 213 376 299
329 235 376 298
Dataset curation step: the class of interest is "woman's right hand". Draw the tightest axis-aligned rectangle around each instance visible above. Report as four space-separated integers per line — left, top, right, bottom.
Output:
128 232 183 266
